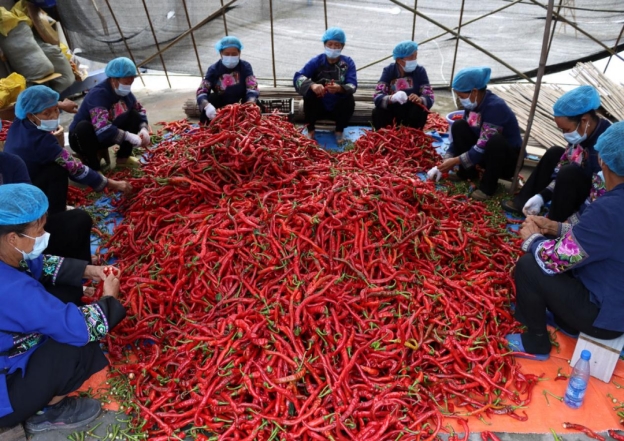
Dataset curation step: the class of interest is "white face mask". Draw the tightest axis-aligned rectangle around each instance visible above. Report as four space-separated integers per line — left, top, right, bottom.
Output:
459 90 477 110
403 59 418 73
14 232 50 261
34 115 59 132
115 83 132 96
324 47 342 59
563 121 589 145
222 55 240 69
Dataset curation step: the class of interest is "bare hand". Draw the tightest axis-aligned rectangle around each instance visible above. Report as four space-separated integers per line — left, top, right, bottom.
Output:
325 83 343 94
519 218 541 240
102 271 121 299
528 215 559 236
407 93 421 104
84 265 119 282
108 179 133 195
311 84 326 98
58 98 78 113
438 157 460 174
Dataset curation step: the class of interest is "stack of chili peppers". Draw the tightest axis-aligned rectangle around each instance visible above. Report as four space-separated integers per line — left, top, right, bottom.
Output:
102 104 533 440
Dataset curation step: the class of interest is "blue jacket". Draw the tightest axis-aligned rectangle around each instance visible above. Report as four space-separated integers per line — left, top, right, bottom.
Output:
4 118 106 191
449 90 522 169
196 59 259 108
69 79 148 147
0 152 30 185
373 63 434 109
522 183 624 332
0 255 125 418
294 54 357 111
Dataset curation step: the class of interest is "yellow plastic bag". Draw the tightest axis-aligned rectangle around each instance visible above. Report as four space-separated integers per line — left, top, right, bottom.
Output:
60 43 72 61
0 72 26 108
0 1 32 37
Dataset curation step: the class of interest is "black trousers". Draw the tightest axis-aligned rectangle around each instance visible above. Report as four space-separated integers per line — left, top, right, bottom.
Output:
69 110 144 171
303 93 355 132
514 253 622 354
0 340 107 427
513 147 592 222
32 163 68 216
45 209 93 262
371 101 428 131
450 119 520 195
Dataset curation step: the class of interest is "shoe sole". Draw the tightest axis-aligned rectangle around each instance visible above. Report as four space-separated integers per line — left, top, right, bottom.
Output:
25 408 101 433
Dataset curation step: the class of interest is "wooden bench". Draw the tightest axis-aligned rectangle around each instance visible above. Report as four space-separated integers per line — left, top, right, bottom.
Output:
571 333 624 383
0 424 27 441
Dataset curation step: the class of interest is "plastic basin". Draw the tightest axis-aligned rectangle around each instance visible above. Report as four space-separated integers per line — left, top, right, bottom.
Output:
446 110 464 125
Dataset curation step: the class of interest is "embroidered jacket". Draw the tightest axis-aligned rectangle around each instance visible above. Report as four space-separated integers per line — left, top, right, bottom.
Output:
0 152 30 185
0 255 126 418
5 118 106 191
196 59 259 109
69 80 148 147
373 63 434 109
294 54 358 111
540 118 611 202
521 183 624 332
448 90 522 168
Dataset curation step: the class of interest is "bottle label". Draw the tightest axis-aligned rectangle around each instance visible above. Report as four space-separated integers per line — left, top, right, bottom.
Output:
566 377 587 401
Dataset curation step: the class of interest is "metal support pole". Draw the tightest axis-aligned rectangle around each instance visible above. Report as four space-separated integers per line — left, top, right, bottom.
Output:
221 0 229 36
323 0 328 30
269 0 277 87
103 0 145 86
510 0 556 195
388 0 532 82
604 24 624 74
449 0 466 88
140 0 171 88
181 0 203 77
411 0 418 41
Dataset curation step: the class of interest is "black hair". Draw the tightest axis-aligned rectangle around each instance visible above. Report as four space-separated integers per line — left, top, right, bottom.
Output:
0 222 31 240
566 109 599 124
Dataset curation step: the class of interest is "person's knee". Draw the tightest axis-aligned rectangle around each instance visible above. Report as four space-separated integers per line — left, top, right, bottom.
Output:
514 253 538 285
556 164 586 186
543 146 565 161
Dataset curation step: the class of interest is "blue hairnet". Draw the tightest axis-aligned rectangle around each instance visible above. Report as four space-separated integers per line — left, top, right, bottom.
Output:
0 184 48 226
15 85 59 119
393 41 418 59
105 57 138 78
452 67 492 92
594 121 624 176
553 85 601 117
321 27 346 44
215 36 243 53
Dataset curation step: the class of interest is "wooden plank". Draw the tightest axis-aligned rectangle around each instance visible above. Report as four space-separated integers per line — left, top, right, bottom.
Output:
571 62 624 121
0 424 27 441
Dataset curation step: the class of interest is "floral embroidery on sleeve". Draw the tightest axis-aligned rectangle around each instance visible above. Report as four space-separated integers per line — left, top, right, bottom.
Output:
196 78 211 104
245 75 259 101
55 149 88 179
89 107 111 135
133 100 147 119
534 229 588 275
78 304 109 342
589 172 606 203
374 82 390 107
420 84 435 105
476 122 502 150
5 332 44 358
43 255 64 285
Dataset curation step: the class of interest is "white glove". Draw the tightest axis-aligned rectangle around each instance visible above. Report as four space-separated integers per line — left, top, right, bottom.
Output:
390 91 408 105
522 194 544 216
124 131 142 147
426 166 442 182
138 128 150 146
204 103 217 120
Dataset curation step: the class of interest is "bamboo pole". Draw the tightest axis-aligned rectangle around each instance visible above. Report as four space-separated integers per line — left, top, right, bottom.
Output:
181 0 203 76
411 0 418 41
546 0 563 56
136 1 238 69
604 24 624 74
140 0 171 88
323 0 328 30
103 0 145 86
221 0 229 36
388 0 532 82
449 0 466 88
269 0 277 87
511 0 556 194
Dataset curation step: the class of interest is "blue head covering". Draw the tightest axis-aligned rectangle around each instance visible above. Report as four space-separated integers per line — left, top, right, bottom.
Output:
105 57 138 78
393 41 418 59
553 85 601 118
595 121 624 176
15 85 59 119
0 184 49 226
321 27 346 44
452 67 492 93
215 36 243 53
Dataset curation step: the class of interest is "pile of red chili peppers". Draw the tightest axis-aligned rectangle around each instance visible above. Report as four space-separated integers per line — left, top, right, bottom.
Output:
102 103 534 440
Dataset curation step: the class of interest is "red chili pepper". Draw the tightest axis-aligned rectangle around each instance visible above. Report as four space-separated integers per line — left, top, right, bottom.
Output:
563 423 605 441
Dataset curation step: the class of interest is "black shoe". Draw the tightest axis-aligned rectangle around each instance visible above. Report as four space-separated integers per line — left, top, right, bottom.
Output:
501 199 522 215
25 396 101 433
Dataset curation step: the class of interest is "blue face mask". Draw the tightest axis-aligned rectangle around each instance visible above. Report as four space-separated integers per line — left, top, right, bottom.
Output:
34 116 59 132
324 47 342 59
563 121 589 145
403 59 418 72
222 56 240 69
15 232 50 261
115 83 132 96
459 91 477 110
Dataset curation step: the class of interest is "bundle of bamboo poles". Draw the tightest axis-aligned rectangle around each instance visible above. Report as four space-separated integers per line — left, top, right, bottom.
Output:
571 62 624 121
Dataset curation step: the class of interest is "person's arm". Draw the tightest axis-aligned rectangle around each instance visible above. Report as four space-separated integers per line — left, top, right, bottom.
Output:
294 56 321 97
242 62 259 103
457 121 502 169
340 57 357 95
130 94 149 130
417 68 434 109
58 99 78 113
196 64 217 109
373 67 393 109
27 255 87 287
54 147 107 191
539 146 574 203
0 152 31 184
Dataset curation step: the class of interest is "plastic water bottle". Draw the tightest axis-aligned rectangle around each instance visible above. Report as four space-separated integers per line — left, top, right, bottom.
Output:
564 349 591 409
